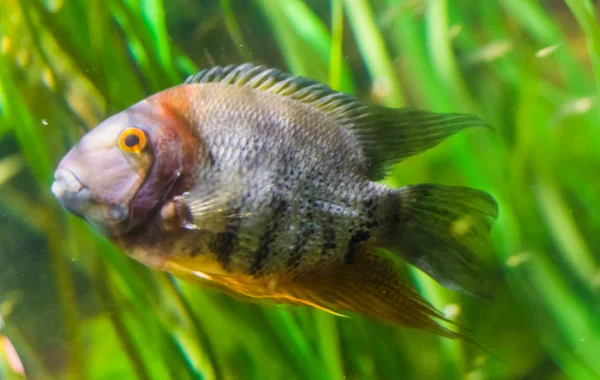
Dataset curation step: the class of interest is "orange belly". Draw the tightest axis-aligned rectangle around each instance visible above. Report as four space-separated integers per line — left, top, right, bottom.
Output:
163 255 346 316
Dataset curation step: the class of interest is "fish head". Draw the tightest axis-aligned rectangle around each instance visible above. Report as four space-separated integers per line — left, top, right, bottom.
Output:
51 95 195 236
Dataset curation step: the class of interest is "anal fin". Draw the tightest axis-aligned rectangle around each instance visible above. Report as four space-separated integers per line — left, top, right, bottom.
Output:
286 246 460 338
163 257 347 316
163 247 459 338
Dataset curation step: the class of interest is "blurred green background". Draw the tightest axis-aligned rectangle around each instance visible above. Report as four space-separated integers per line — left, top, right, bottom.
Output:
1 0 600 379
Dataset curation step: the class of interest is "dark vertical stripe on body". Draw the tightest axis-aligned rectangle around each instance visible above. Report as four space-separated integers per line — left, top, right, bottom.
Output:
209 207 242 267
210 232 238 267
345 230 370 264
251 197 288 275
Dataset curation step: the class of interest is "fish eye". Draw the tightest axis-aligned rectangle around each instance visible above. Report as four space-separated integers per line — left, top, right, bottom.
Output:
118 127 147 154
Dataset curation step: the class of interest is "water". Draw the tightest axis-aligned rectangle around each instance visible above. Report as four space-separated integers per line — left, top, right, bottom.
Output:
1 0 599 379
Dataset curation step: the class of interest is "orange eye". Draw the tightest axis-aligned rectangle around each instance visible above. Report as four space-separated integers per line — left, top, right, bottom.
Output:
118 127 147 154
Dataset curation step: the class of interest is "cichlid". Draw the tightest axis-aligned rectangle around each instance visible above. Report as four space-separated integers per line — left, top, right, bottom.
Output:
51 64 498 338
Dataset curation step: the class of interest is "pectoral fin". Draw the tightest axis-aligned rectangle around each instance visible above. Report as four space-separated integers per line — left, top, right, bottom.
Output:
170 171 271 234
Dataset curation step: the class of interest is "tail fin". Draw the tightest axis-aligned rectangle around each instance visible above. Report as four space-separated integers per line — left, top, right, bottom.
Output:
387 184 498 300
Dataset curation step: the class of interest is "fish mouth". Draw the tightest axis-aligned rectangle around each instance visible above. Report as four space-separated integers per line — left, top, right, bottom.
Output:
52 168 84 195
51 168 129 232
51 168 87 218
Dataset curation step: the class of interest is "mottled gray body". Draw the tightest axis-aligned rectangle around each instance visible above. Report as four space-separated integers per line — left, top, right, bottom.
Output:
190 84 393 276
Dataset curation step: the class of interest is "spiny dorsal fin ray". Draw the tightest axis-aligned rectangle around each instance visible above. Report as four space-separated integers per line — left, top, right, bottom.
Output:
185 63 489 180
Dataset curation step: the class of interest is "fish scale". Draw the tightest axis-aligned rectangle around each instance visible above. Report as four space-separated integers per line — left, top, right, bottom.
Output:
228 169 388 276
197 94 386 275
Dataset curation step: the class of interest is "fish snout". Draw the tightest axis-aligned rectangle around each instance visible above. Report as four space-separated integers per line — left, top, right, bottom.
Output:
51 168 89 218
51 167 129 230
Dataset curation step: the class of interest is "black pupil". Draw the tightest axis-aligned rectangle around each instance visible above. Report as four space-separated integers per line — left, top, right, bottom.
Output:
124 133 140 148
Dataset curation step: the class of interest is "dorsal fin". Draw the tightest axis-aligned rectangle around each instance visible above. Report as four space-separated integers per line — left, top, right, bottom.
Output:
185 63 489 180
185 63 356 113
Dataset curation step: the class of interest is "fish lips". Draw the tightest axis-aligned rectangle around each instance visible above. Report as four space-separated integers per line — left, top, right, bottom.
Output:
51 168 129 233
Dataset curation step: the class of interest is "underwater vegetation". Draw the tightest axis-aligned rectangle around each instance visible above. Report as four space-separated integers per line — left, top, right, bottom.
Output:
1 0 600 379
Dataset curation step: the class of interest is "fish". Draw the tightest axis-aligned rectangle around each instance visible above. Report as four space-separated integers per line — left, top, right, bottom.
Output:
51 63 498 339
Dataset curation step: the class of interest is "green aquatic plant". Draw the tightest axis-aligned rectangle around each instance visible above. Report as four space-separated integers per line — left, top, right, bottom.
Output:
1 0 600 379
